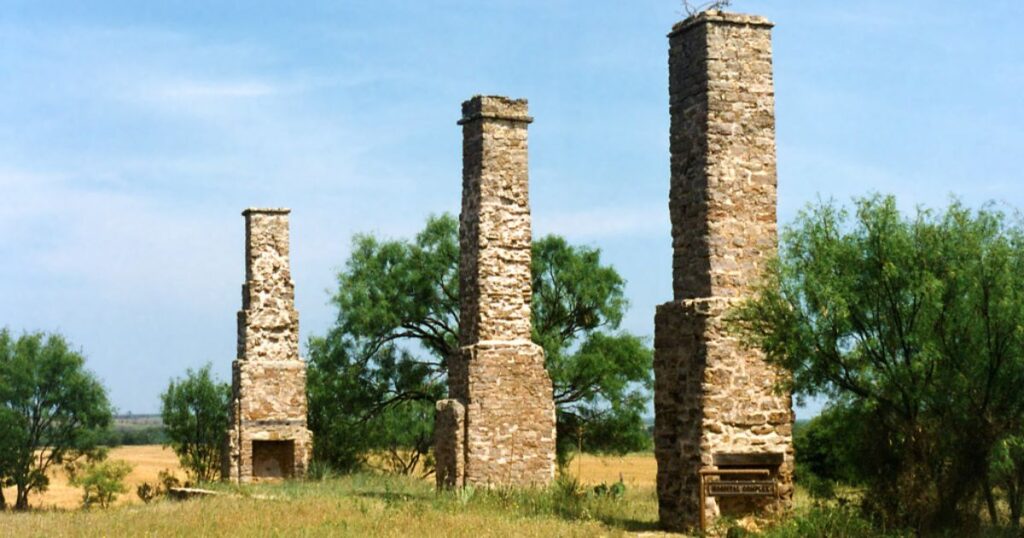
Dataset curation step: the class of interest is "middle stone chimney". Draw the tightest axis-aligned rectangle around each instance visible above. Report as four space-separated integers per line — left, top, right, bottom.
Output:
435 95 556 488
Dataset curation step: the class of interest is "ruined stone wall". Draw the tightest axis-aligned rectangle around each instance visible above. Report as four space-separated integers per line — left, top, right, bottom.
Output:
224 208 312 483
654 11 794 532
435 96 556 488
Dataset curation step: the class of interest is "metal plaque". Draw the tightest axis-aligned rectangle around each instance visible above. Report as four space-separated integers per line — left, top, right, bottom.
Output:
705 480 777 497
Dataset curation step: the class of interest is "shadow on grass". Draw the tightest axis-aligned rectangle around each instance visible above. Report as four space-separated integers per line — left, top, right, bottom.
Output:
353 490 434 504
594 514 663 533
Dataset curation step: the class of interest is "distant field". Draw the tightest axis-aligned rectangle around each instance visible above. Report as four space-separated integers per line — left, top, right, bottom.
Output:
3 445 657 510
0 445 182 510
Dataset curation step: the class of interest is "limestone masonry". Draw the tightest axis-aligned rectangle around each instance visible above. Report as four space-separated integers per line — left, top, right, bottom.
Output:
435 95 557 489
654 11 795 531
224 208 312 483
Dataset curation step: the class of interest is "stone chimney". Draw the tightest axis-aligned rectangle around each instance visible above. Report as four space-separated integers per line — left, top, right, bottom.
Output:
653 11 794 531
435 96 556 489
224 208 312 482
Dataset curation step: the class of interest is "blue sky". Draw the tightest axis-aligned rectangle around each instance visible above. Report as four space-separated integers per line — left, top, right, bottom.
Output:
1 1 1022 418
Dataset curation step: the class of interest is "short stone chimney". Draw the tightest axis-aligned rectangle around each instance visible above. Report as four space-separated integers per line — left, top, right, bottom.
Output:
224 208 313 482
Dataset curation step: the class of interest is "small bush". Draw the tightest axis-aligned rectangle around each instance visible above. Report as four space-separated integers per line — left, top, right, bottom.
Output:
158 468 184 490
135 469 183 504
69 459 134 509
306 459 337 481
591 478 626 500
551 474 588 519
136 482 157 504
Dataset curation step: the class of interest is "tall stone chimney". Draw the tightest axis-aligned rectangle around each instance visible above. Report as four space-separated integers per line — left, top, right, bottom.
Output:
224 208 312 483
435 95 556 489
653 11 794 531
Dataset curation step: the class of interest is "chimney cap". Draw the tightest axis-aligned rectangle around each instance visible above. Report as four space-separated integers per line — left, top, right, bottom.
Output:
669 10 773 38
242 207 291 216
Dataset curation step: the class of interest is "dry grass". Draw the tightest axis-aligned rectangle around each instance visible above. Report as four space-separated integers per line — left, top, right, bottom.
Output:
3 446 657 511
0 446 833 537
0 446 671 536
0 469 665 537
1 445 183 510
573 452 658 488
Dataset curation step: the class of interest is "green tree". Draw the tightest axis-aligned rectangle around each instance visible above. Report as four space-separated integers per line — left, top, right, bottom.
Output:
733 195 1024 531
792 405 862 486
308 214 652 471
160 364 230 482
0 328 113 510
0 404 23 509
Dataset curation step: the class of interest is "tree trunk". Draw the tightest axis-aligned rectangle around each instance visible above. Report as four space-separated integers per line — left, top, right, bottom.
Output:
1010 482 1021 528
14 484 29 510
983 475 998 526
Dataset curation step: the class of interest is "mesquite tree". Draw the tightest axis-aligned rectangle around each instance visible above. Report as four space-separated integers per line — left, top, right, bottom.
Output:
0 329 112 510
308 214 651 471
733 195 1024 531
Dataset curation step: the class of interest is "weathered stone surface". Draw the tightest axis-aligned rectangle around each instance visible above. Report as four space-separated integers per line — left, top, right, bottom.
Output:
435 96 556 489
654 11 795 532
224 208 312 483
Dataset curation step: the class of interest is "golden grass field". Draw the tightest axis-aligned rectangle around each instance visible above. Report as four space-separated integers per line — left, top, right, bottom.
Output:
1 445 183 510
3 445 661 511
0 446 673 537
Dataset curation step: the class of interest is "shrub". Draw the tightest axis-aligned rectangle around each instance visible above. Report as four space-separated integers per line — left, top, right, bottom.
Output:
591 478 626 500
68 459 134 509
136 482 157 504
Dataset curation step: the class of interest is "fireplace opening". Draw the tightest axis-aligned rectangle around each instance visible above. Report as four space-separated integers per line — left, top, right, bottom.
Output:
252 440 295 479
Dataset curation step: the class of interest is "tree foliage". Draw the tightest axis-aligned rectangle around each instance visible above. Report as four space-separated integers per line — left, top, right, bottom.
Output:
160 364 230 483
308 214 652 471
0 328 113 510
733 195 1024 531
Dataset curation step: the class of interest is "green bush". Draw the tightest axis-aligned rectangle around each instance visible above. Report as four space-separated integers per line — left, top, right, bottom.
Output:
68 459 134 509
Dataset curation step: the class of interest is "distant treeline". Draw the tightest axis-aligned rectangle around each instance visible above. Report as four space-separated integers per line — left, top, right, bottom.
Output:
99 414 167 446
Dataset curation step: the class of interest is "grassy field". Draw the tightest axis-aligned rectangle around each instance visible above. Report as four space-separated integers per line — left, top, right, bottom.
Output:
0 473 667 537
1 446 830 536
2 445 661 511
0 446 671 537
